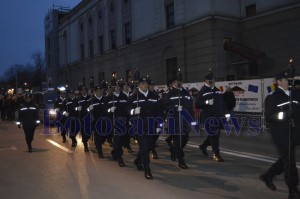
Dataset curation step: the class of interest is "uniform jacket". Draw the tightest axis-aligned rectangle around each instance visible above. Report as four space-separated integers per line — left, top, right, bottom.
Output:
18 102 39 128
128 89 163 134
54 97 67 121
164 87 193 134
65 97 79 118
195 84 228 124
77 95 91 120
265 88 300 145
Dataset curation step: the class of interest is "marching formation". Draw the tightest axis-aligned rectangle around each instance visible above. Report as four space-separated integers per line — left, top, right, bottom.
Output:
16 70 232 180
15 69 300 198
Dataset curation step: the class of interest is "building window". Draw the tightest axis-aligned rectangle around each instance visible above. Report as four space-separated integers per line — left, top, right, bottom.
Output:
80 23 84 31
110 30 116 49
80 44 85 60
124 0 129 3
89 17 92 26
126 70 132 83
89 40 94 57
98 10 102 19
98 35 104 54
166 3 175 29
110 2 115 12
166 57 177 82
246 4 256 17
124 23 131 44
82 77 86 86
98 72 105 85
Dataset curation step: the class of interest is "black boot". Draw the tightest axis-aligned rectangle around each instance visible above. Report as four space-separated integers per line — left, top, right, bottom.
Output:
170 147 176 161
178 157 188 169
152 149 158 159
118 157 125 167
98 152 104 159
83 142 89 152
71 138 77 147
111 150 117 160
288 186 300 199
28 144 32 153
127 145 133 153
199 144 208 157
259 173 276 191
134 158 143 171
62 135 66 143
144 165 153 180
165 137 172 147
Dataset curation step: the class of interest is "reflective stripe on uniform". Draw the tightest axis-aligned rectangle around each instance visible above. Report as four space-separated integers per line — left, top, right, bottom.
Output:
133 100 145 104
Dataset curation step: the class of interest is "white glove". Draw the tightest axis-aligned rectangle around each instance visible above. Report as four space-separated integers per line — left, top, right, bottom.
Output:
278 112 284 120
55 108 60 112
63 111 69 117
110 106 116 113
177 105 183 112
134 107 141 115
77 106 82 111
205 99 214 105
36 120 40 124
89 105 94 111
225 114 230 122
156 128 162 133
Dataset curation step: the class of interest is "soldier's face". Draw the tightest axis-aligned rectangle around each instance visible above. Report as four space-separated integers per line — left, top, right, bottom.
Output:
81 90 87 95
123 85 129 92
205 79 215 86
277 78 289 90
68 93 75 98
25 97 31 103
139 81 149 92
95 90 102 97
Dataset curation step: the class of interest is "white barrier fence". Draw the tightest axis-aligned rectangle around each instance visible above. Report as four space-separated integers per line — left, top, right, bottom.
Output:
155 76 300 130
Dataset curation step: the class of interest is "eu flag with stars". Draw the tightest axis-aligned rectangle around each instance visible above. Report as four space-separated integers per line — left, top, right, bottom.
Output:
248 84 258 93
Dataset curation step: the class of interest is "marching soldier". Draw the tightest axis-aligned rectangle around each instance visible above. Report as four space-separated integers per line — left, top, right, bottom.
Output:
164 77 193 169
106 82 128 167
260 71 300 199
195 70 228 162
88 86 107 158
77 86 92 152
17 93 40 152
128 76 163 179
149 79 160 159
121 83 133 153
65 89 79 147
54 89 67 143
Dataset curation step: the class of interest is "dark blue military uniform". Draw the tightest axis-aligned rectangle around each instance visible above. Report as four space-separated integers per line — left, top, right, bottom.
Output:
18 95 39 152
77 94 92 151
54 95 67 142
65 94 79 147
261 87 300 196
164 86 193 168
105 91 128 166
90 94 107 158
128 86 162 179
196 84 227 161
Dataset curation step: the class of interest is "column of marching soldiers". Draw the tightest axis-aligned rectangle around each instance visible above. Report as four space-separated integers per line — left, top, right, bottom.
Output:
46 71 227 180
15 67 300 198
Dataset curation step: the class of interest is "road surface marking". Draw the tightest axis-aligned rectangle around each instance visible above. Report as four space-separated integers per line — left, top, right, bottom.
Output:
46 139 73 153
158 138 300 168
0 146 17 151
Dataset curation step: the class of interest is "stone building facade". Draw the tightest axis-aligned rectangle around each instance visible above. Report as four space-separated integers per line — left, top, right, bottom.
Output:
44 0 300 88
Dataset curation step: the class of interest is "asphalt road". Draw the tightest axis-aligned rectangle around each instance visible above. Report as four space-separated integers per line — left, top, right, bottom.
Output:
0 121 299 199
